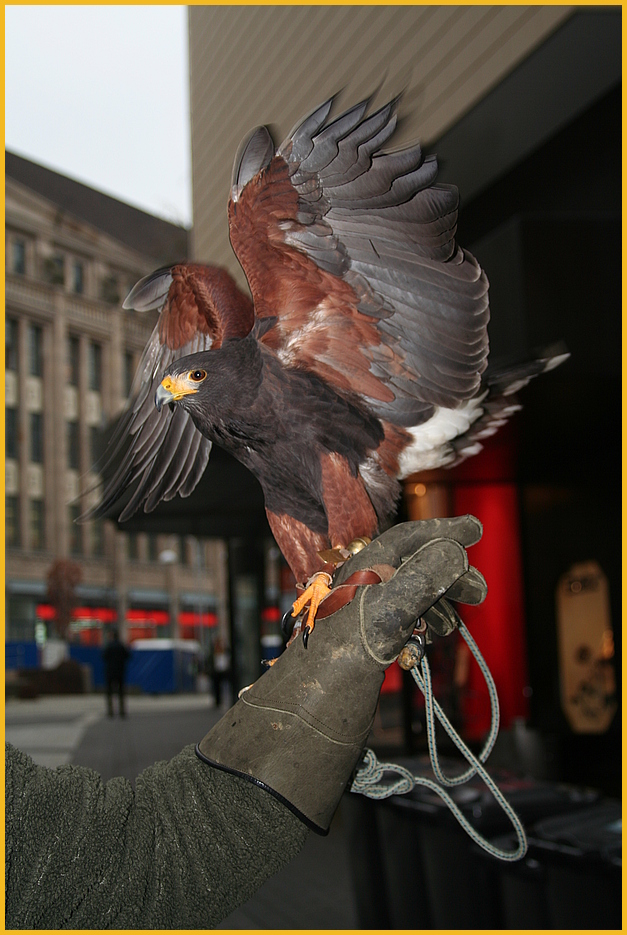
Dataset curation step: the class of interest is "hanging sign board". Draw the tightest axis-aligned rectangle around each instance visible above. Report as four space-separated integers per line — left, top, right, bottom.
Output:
555 560 616 733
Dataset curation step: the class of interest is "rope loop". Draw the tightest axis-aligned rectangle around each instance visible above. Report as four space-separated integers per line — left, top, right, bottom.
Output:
351 621 528 862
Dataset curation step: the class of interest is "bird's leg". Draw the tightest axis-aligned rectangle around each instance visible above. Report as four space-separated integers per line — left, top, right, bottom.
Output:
291 571 333 647
286 539 373 648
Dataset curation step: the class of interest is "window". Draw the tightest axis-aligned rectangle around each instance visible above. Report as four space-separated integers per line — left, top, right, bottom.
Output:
147 534 158 562
6 496 20 547
179 536 189 565
44 253 65 285
12 240 26 275
101 275 119 305
91 519 104 556
28 324 43 377
195 539 207 568
88 342 101 391
127 532 139 561
67 335 80 386
30 499 44 550
67 421 79 469
30 412 43 463
72 260 84 294
89 425 101 469
185 537 202 568
7 596 37 641
124 351 135 398
68 504 81 555
6 408 17 459
6 318 18 371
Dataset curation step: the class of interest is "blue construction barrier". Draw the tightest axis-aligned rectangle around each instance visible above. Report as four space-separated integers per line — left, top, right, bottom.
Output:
128 640 200 693
69 639 200 693
6 639 201 694
5 642 39 670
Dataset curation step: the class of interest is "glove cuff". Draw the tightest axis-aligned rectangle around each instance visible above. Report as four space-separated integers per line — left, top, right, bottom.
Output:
196 689 376 834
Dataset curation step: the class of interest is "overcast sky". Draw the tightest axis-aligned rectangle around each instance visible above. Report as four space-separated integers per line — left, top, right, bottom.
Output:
5 5 192 227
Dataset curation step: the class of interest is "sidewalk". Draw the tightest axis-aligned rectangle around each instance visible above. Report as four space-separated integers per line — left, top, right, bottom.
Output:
5 693 214 770
5 692 359 929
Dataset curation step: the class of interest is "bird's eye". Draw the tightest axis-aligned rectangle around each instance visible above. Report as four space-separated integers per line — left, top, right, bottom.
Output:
189 369 207 382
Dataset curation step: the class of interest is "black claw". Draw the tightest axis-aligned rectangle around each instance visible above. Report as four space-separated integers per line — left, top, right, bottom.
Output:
281 608 296 641
302 625 311 648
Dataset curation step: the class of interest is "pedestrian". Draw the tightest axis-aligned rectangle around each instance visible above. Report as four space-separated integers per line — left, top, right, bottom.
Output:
211 637 231 707
102 627 131 718
5 518 485 929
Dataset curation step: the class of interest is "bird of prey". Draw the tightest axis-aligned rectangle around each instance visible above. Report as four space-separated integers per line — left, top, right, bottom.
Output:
91 93 566 637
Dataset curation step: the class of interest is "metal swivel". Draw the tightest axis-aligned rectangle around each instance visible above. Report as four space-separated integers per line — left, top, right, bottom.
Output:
398 619 428 671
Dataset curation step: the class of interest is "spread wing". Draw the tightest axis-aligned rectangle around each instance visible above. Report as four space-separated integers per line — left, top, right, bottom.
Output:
228 95 490 427
86 264 253 521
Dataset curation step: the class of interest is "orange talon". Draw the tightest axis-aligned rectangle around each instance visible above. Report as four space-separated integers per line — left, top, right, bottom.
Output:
291 571 333 641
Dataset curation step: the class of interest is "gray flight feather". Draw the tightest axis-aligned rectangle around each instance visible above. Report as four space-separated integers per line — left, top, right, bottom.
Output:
81 311 214 523
278 96 336 163
297 98 370 174
231 126 275 202
123 267 173 311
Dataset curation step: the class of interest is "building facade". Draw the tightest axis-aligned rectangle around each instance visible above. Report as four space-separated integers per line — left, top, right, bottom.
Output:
5 154 228 653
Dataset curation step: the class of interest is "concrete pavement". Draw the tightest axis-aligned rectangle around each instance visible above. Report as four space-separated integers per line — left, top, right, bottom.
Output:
5 692 359 929
5 693 213 769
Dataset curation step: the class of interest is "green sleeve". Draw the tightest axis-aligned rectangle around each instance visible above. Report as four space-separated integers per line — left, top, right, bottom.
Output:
5 742 309 929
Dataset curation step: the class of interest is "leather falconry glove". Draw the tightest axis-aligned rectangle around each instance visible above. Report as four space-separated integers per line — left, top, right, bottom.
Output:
196 516 487 834
332 516 487 642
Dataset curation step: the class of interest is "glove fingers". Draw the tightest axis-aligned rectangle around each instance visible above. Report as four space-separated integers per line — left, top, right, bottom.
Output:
423 598 462 639
422 566 487 641
334 516 482 586
445 566 487 605
377 515 482 556
365 538 469 632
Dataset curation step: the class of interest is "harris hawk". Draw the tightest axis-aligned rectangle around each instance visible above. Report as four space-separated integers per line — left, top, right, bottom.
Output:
90 94 567 638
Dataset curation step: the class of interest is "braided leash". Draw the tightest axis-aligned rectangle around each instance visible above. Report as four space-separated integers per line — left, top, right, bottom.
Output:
351 620 528 862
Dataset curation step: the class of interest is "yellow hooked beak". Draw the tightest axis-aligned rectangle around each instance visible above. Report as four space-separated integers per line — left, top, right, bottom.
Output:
155 375 198 411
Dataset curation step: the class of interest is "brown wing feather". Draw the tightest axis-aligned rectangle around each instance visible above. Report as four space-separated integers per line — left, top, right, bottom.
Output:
229 158 396 403
159 263 254 349
228 96 490 427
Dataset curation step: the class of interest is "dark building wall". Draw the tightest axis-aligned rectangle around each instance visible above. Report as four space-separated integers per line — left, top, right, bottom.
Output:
455 85 621 794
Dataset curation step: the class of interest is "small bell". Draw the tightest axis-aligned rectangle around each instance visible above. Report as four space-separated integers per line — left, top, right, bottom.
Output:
316 536 371 566
345 536 371 555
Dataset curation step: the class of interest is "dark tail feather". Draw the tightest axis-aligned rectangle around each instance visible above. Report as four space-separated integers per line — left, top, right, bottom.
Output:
484 342 570 395
451 343 569 462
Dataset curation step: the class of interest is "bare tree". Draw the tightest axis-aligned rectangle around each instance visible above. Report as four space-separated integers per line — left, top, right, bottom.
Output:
46 559 82 640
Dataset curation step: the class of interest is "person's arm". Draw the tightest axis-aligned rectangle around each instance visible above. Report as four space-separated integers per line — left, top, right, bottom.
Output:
6 517 486 929
6 742 308 929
